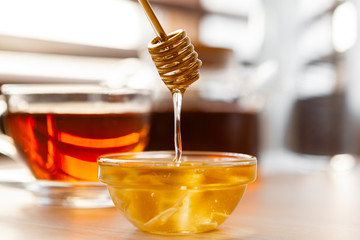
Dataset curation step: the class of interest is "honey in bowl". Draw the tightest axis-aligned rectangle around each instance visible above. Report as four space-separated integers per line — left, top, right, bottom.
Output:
98 151 257 234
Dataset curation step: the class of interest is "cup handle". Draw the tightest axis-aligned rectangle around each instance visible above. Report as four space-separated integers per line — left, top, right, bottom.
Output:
0 134 21 161
0 134 34 188
0 133 34 188
0 95 21 161
0 96 34 188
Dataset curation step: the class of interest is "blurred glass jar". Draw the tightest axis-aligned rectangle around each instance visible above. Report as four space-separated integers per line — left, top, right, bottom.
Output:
285 0 358 158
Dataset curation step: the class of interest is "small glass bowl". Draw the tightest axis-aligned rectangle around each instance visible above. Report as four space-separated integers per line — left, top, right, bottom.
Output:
98 151 257 235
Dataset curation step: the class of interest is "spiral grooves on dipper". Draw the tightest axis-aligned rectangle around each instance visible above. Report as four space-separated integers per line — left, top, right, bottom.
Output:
148 29 202 93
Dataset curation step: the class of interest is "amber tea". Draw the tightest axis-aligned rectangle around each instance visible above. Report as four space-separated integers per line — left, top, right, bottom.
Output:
4 112 150 182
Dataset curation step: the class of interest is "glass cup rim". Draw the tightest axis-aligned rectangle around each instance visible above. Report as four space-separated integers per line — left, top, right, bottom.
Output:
98 150 257 167
1 83 152 96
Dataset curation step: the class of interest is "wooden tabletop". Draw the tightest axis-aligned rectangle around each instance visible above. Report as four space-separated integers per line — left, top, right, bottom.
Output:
1 156 359 240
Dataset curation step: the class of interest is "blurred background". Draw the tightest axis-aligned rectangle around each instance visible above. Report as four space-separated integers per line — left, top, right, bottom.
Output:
0 0 359 174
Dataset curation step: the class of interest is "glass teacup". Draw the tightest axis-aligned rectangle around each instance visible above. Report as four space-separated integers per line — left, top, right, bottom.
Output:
0 84 152 207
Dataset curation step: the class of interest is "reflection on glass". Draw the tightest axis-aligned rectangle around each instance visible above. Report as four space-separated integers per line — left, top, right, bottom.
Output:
332 1 357 52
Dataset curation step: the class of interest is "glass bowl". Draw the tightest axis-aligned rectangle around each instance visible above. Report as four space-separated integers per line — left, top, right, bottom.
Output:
98 151 257 235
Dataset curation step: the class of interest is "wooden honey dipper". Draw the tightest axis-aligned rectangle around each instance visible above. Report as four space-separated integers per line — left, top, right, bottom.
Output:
138 0 202 94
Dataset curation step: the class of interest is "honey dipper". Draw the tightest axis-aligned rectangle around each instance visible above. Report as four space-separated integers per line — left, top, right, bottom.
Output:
138 0 202 94
138 0 201 162
137 0 202 162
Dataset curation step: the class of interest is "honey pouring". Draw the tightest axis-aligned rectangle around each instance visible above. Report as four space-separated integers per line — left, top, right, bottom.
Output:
137 0 202 162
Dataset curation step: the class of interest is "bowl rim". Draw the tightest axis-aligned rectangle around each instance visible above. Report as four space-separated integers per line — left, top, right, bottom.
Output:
98 150 257 167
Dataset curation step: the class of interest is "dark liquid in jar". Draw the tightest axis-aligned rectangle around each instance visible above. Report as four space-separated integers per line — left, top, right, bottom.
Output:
146 100 259 156
285 93 350 155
